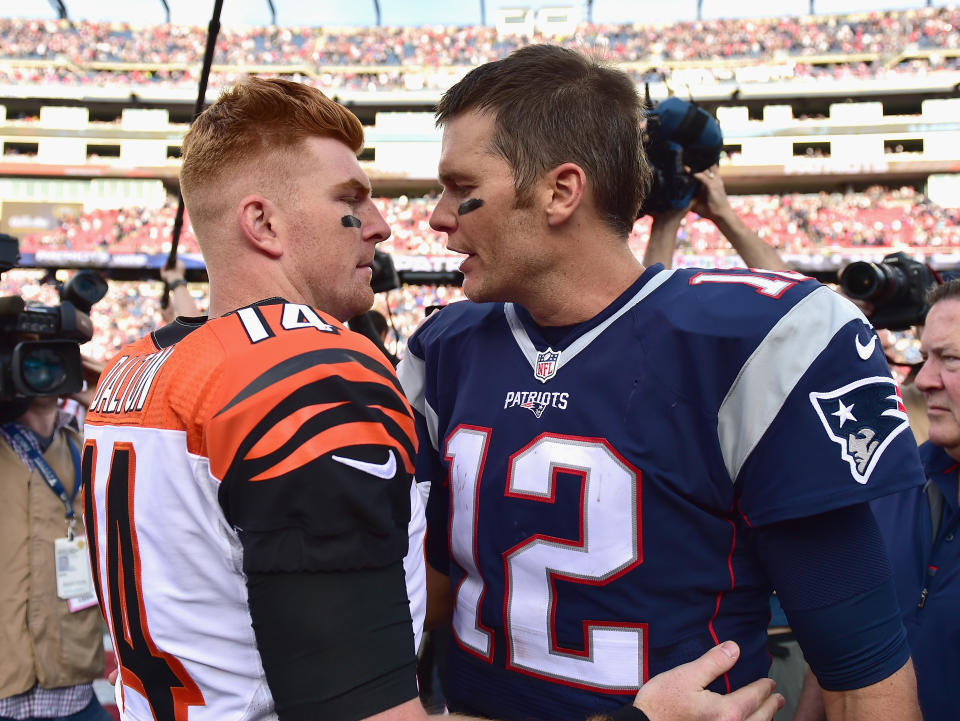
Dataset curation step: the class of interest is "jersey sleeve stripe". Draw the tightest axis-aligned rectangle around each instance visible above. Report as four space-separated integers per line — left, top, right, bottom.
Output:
718 286 865 483
214 347 402 418
246 401 416 466
245 402 349 459
247 421 412 481
371 404 421 447
243 401 416 476
210 371 415 484
423 400 440 452
397 354 425 416
397 354 440 452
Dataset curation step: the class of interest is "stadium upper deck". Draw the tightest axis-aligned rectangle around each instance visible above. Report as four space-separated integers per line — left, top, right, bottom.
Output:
1 5 959 114
3 5 960 199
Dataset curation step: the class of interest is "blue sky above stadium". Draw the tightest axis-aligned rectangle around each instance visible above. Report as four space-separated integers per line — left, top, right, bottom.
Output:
0 0 945 27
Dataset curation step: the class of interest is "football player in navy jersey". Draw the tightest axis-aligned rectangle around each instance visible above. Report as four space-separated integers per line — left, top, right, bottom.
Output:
398 44 925 721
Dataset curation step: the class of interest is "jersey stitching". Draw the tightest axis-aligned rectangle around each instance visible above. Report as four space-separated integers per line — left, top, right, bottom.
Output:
504 268 675 376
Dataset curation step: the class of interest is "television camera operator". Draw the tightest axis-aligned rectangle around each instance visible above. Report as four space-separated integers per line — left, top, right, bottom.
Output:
0 233 111 721
638 96 786 272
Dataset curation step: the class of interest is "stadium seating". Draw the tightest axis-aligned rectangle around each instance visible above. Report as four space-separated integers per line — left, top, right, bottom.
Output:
0 184 948 363
2 7 960 90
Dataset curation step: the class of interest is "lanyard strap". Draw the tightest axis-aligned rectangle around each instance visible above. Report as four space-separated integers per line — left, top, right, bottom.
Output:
0 422 80 521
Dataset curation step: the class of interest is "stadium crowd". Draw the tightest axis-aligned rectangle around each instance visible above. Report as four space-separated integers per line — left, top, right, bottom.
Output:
1 6 960 91
650 185 960 257
5 183 947 364
17 186 960 259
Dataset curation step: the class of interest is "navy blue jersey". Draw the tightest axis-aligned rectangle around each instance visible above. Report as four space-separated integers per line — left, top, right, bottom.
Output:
398 265 925 721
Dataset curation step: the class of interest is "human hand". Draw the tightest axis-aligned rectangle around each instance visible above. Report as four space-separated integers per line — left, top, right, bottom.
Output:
161 259 187 285
80 355 105 383
633 641 784 721
690 165 733 223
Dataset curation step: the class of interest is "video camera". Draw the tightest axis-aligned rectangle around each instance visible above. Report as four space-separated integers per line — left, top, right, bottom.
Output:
839 251 940 330
0 233 107 401
370 249 400 294
639 96 724 216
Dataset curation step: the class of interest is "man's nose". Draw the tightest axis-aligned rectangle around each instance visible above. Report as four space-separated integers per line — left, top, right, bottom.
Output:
429 196 457 235
363 207 391 244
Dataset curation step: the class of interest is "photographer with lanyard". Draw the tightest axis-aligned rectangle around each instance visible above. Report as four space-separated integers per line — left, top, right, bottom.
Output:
0 387 109 721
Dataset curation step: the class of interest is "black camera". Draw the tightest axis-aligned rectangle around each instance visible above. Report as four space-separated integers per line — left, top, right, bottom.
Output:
370 249 400 294
839 251 939 330
639 96 723 216
0 233 107 400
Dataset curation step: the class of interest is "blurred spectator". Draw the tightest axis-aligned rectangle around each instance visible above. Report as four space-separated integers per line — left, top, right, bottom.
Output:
348 309 400 366
371 284 465 359
0 368 109 720
367 308 391 345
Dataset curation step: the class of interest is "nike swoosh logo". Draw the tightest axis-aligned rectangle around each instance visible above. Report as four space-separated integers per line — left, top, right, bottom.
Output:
331 449 397 479
855 334 876 360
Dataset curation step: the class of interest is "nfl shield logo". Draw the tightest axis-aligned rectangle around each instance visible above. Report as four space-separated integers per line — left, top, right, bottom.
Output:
534 348 560 383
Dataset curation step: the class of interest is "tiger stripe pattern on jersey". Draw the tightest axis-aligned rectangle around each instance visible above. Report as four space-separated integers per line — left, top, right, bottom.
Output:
82 298 424 721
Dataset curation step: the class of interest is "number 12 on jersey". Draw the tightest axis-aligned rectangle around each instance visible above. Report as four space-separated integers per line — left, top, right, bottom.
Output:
444 426 646 692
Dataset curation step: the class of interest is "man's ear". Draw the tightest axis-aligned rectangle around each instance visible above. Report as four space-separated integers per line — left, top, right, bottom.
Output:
237 195 283 258
544 162 587 227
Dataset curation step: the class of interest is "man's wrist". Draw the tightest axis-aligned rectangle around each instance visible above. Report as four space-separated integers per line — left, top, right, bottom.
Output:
168 278 188 290
708 207 741 233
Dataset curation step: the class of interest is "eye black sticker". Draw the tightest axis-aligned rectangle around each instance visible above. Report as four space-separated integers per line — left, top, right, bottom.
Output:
341 215 362 228
458 198 484 216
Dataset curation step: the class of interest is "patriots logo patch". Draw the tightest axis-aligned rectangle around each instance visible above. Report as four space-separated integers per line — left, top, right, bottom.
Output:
520 399 548 418
810 376 910 484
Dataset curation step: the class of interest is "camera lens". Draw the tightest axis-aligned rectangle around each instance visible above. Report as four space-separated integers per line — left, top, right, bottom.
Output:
841 261 904 302
841 261 883 299
20 347 66 393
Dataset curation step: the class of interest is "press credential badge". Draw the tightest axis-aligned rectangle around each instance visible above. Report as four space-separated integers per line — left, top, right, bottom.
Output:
55 536 94 604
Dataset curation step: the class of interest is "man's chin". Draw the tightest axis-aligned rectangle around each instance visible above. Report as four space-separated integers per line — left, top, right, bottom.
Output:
348 295 375 321
927 423 960 453
327 290 375 323
462 276 505 304
461 279 485 303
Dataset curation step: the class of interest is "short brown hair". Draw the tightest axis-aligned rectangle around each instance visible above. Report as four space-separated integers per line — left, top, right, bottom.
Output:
927 277 960 307
436 44 651 238
180 77 363 224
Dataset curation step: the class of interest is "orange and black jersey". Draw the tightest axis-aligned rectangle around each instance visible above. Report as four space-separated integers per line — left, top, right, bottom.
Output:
86 297 418 575
83 298 423 719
